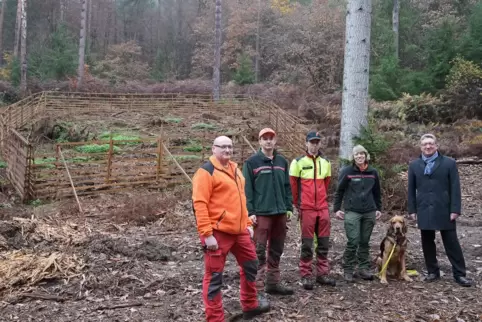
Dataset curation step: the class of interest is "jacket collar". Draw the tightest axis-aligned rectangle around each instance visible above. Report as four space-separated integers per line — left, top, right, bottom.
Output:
257 148 277 160
209 155 238 178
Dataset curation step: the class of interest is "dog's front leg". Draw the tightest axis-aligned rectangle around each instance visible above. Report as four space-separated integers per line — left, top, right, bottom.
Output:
399 250 412 282
380 250 390 284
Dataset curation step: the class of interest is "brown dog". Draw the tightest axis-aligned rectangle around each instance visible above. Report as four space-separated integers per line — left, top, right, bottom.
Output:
376 215 412 284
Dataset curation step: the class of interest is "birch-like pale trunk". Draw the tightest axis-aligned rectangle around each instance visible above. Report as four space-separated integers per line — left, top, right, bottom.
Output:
0 0 6 65
13 0 21 58
212 0 222 101
339 0 372 160
255 0 261 83
77 0 87 88
60 0 65 22
19 0 27 95
393 0 400 60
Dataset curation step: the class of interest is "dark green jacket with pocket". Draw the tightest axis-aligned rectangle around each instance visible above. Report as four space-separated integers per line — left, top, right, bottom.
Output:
333 164 382 214
242 149 293 215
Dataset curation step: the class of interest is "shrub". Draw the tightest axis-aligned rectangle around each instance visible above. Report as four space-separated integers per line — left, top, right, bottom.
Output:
191 123 217 130
396 92 452 124
75 144 121 154
233 53 255 85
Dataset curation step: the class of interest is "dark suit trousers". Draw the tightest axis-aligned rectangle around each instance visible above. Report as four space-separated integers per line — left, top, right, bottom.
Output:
420 229 466 278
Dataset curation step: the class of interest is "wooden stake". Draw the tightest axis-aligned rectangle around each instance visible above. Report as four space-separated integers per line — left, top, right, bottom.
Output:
106 132 113 183
58 147 83 213
162 142 192 183
242 136 256 153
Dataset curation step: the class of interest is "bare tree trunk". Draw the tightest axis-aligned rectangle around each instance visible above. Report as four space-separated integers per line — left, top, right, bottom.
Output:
255 0 261 83
60 0 65 22
339 0 372 160
0 0 6 65
393 0 400 60
13 0 21 58
212 0 222 101
87 0 92 51
19 0 27 95
77 0 87 88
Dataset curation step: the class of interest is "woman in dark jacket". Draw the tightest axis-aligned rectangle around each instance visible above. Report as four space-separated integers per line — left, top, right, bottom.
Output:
333 145 382 282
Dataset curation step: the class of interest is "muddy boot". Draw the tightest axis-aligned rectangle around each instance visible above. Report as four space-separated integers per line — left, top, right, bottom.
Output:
242 294 270 320
358 270 374 281
316 275 336 286
301 277 314 290
344 272 354 283
265 283 294 295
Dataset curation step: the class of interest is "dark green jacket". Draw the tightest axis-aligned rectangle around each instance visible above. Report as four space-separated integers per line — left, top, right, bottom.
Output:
242 149 293 215
333 164 382 213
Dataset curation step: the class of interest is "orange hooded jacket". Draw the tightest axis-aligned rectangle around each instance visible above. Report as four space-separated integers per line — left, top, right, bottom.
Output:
192 155 253 237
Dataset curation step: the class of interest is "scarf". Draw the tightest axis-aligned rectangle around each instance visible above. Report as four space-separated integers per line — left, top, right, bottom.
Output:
422 151 439 175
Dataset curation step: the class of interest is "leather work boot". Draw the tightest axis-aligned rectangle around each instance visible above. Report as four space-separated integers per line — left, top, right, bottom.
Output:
454 276 473 287
344 272 354 283
301 277 314 290
424 273 440 282
265 283 294 295
316 275 336 286
242 294 270 320
358 270 374 281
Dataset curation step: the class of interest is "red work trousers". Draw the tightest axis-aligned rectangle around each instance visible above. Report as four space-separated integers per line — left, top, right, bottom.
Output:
299 208 331 278
201 229 259 322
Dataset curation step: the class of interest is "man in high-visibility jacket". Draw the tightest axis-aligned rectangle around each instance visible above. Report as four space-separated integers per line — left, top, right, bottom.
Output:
289 131 336 290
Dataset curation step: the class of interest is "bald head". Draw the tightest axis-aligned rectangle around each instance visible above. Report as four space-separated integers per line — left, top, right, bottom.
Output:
212 136 233 165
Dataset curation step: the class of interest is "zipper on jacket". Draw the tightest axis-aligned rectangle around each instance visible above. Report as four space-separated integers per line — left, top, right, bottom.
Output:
313 156 318 208
216 211 226 227
270 159 280 214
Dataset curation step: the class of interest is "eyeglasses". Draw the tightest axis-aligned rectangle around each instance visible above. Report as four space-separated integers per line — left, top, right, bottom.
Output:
214 144 233 150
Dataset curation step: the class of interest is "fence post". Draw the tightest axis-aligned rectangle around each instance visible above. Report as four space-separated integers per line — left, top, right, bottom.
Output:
106 133 114 183
156 136 163 181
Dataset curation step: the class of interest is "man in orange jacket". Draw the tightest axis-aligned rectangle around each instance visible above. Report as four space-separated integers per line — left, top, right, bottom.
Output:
192 136 270 322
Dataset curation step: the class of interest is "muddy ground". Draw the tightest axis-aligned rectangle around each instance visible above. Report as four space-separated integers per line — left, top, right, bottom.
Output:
0 164 481 322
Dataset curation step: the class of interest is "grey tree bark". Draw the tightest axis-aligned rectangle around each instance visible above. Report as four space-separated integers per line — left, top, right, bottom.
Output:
19 0 27 95
339 0 372 160
212 0 222 101
393 0 399 60
77 0 87 88
0 0 5 65
13 0 21 58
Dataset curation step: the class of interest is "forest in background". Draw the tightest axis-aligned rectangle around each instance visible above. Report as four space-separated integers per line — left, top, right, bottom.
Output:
0 0 481 107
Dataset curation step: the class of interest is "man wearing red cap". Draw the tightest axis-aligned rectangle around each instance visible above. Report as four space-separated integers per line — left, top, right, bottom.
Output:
242 128 294 297
289 131 336 290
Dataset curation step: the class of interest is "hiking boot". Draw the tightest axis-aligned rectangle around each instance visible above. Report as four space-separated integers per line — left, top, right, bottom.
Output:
265 283 294 295
358 270 374 281
344 272 354 283
316 275 336 286
242 294 270 320
301 277 314 290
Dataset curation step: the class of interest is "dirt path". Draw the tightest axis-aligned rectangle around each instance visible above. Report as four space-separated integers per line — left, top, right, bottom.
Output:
0 166 481 321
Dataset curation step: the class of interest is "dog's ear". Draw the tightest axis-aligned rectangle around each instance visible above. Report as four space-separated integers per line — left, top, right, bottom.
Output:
402 218 408 234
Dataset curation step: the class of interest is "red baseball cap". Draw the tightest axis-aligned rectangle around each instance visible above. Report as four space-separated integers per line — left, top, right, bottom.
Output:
259 128 276 138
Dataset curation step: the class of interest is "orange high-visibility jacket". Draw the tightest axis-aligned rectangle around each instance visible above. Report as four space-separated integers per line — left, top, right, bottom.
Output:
192 156 253 237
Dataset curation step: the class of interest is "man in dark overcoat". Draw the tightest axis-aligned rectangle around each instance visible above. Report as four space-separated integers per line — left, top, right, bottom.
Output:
408 133 472 287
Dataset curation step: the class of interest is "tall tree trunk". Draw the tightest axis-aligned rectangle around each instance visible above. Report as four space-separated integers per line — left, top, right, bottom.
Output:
77 0 87 88
13 0 21 58
0 0 6 65
87 0 92 52
339 0 372 160
60 0 65 22
19 0 27 95
212 0 222 101
393 0 400 60
255 0 261 83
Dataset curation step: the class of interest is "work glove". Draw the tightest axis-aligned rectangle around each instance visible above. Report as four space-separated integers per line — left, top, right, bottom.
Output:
247 226 254 239
286 211 293 222
249 214 257 225
204 235 218 250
